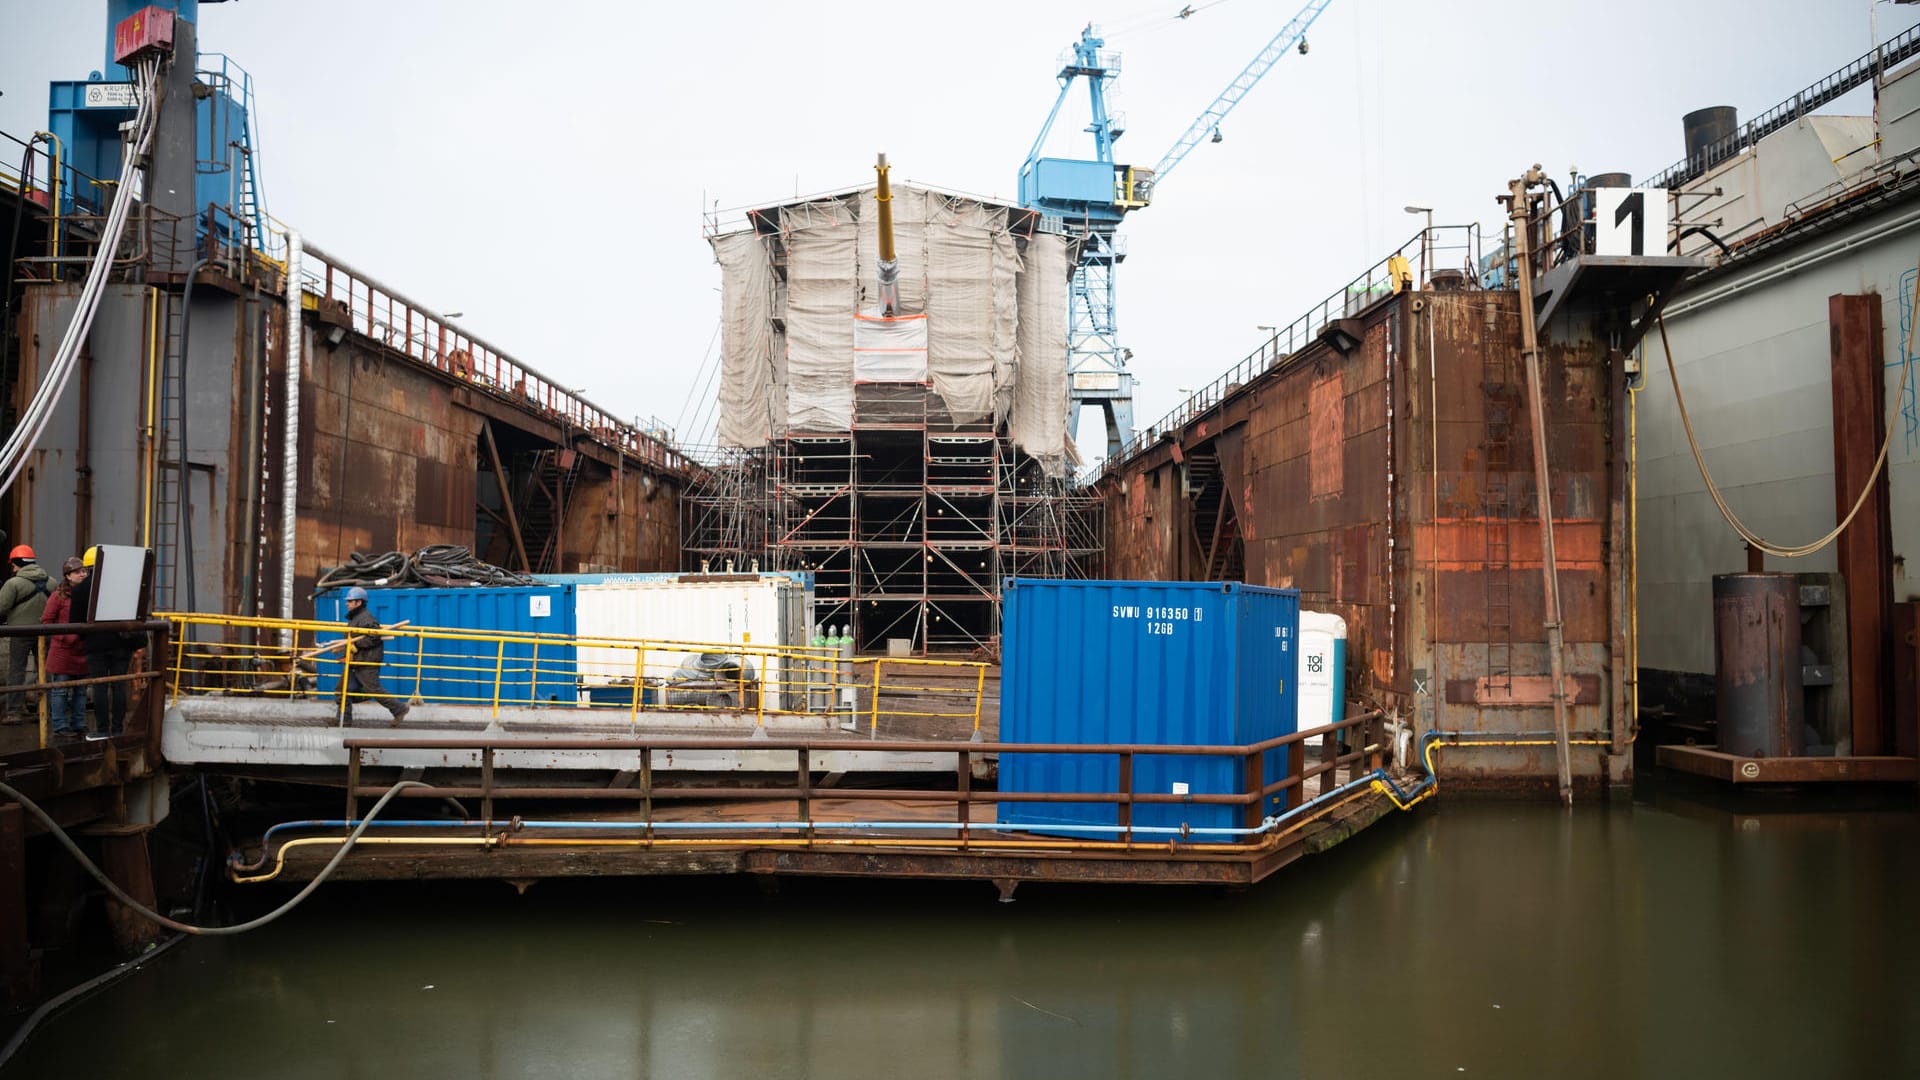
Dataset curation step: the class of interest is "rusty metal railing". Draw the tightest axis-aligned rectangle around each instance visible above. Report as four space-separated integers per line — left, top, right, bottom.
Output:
287 235 689 477
1093 224 1484 480
323 710 1382 846
0 620 171 755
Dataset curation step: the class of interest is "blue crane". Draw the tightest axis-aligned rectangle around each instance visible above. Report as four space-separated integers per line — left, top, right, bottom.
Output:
1018 0 1333 462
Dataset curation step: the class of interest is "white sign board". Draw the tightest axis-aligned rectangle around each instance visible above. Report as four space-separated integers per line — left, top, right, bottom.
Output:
1593 187 1669 257
529 595 552 618
82 83 140 109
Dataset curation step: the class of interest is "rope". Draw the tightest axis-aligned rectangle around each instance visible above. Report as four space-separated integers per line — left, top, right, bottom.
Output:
314 545 536 594
0 778 427 937
1656 257 1917 559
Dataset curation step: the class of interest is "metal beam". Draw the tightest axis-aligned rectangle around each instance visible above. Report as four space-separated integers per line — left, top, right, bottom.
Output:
479 422 531 574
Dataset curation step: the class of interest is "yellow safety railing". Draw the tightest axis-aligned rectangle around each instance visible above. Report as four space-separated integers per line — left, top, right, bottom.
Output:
159 612 989 730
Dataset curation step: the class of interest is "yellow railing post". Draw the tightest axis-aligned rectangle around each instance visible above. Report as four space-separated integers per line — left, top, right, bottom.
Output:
630 646 644 726
172 630 187 707
972 663 986 735
287 628 299 699
869 659 882 738
756 653 765 728
491 639 507 720
410 631 427 705
36 638 48 750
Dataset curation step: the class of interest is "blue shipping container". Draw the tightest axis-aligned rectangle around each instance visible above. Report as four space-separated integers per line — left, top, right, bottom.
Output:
314 585 578 706
998 579 1300 838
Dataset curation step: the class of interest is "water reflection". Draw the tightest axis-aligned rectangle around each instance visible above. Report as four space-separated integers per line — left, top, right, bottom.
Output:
11 785 1918 1079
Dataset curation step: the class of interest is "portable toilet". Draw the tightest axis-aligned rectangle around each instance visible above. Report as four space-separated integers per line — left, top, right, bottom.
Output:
1297 611 1347 746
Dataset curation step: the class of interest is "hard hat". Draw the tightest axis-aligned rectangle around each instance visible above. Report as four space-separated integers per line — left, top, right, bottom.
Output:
61 557 85 574
345 586 370 602
82 546 98 568
9 545 33 561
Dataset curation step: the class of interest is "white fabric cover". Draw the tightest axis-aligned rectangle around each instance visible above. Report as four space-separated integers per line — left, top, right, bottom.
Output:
782 200 858 431
853 311 929 381
1013 231 1071 475
711 231 776 447
712 184 1065 445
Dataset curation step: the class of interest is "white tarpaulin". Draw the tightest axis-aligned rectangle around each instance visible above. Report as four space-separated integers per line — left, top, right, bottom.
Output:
713 184 1048 441
853 311 929 381
782 201 858 431
711 231 776 447
1013 231 1071 474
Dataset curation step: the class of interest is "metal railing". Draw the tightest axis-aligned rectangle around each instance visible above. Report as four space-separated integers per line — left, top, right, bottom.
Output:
1095 223 1483 480
161 612 989 732
285 237 690 477
0 620 171 754
313 711 1382 850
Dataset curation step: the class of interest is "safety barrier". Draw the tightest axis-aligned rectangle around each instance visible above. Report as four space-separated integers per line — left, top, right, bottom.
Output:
217 711 1387 884
0 620 171 753
160 612 989 731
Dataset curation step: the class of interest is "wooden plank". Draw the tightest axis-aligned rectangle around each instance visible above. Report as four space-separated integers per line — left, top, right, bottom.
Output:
1829 294 1893 755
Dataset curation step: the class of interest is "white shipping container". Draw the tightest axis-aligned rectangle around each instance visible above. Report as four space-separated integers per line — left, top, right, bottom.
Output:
574 576 815 709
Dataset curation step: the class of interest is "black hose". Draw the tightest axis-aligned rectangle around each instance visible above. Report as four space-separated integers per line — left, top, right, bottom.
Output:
313 544 536 595
1669 225 1733 258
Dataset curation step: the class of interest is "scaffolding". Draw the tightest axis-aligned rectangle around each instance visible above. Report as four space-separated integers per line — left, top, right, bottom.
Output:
682 386 1101 655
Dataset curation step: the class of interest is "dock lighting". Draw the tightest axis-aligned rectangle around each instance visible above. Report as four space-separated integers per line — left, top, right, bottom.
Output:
443 311 463 319
1405 206 1434 281
1257 325 1275 334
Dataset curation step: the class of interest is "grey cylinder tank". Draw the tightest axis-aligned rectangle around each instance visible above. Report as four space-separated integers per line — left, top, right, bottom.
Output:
1713 573 1804 757
1586 172 1632 189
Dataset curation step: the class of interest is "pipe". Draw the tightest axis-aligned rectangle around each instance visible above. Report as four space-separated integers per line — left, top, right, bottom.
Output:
238 298 264 621
1507 169 1575 807
176 258 209 616
75 337 92 546
0 777 430 935
231 770 1399 884
280 230 302 646
1660 203 1920 317
873 153 899 317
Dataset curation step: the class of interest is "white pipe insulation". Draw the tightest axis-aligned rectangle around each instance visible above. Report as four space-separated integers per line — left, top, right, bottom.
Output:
281 231 303 645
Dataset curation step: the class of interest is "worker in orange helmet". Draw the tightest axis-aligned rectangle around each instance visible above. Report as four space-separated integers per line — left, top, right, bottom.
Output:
0 544 52 723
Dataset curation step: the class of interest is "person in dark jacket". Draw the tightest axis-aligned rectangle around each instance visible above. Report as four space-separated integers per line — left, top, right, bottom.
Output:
39 557 90 737
338 587 408 726
68 565 139 741
0 545 53 723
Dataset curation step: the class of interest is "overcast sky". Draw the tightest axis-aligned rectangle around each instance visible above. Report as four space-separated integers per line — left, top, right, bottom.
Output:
5 0 1915 460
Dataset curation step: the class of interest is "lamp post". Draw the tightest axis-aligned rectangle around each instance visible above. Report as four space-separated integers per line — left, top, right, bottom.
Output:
1404 206 1433 285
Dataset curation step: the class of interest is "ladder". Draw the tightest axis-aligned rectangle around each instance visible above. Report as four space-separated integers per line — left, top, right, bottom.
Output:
151 289 187 609
1482 348 1514 692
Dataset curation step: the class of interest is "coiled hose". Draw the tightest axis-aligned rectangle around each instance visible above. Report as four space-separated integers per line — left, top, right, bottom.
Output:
314 544 535 594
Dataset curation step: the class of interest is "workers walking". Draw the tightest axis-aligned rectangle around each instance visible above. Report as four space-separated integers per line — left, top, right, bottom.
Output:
0 545 52 723
39 556 90 738
339 586 409 726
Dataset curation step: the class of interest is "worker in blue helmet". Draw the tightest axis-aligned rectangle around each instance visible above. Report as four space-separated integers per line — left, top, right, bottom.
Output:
339 586 408 726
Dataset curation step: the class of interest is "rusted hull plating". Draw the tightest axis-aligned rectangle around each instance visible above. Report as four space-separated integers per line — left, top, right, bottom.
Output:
1099 289 1633 792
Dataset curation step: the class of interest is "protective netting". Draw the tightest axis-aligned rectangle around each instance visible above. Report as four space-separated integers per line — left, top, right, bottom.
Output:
712 232 780 447
709 184 1066 445
1013 231 1072 475
314 546 536 593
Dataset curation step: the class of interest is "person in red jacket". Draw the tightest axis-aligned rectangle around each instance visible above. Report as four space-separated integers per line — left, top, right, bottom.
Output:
40 556 90 738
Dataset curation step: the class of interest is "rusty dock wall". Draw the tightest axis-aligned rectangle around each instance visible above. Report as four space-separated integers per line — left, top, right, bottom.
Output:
9 254 689 619
1098 287 1634 793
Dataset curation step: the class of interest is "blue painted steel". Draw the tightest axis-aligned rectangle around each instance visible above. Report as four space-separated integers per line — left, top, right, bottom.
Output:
998 579 1299 837
314 586 577 706
533 570 814 588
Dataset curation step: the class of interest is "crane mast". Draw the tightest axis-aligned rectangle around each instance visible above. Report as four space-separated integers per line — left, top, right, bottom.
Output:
1017 2 1331 464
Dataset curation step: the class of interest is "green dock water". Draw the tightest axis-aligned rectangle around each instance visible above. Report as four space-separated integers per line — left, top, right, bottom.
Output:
12 784 1919 1079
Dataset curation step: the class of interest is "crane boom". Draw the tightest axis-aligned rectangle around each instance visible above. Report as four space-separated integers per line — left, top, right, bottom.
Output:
1150 0 1332 183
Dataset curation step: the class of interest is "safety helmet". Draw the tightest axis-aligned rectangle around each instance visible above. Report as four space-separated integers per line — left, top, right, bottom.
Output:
61 556 85 574
9 545 33 561
345 586 370 602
